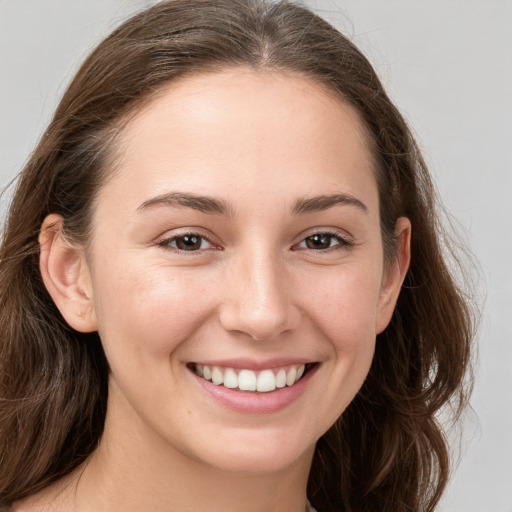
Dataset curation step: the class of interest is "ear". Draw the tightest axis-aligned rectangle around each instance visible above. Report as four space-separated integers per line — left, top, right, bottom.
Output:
376 217 411 334
39 214 97 333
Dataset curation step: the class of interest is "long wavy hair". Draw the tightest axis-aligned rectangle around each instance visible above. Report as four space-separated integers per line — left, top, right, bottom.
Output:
0 1 475 511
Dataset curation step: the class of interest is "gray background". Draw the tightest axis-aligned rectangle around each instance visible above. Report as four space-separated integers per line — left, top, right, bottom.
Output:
1 1 511 510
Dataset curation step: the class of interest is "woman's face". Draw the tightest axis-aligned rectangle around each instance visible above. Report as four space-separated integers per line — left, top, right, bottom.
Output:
80 69 407 474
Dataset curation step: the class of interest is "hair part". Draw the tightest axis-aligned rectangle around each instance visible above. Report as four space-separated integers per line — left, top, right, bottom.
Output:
0 1 476 511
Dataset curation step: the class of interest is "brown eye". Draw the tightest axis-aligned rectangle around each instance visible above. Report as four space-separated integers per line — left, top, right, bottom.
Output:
175 235 203 251
296 231 351 252
304 233 335 250
162 234 213 252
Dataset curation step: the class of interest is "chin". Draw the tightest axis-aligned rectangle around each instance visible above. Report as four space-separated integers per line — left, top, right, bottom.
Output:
205 442 315 476
180 423 319 476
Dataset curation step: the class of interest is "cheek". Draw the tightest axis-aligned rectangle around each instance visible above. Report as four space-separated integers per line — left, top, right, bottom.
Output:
299 264 382 350
297 273 380 428
91 261 217 363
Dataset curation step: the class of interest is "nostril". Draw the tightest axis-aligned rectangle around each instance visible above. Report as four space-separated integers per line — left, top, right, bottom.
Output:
221 292 301 339
218 302 297 341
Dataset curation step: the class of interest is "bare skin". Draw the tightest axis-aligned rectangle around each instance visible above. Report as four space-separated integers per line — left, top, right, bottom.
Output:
17 69 410 512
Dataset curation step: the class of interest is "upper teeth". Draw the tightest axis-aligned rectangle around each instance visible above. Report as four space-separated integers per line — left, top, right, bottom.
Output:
194 364 306 392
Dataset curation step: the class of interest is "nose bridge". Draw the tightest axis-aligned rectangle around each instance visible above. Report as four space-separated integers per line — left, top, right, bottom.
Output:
220 243 297 340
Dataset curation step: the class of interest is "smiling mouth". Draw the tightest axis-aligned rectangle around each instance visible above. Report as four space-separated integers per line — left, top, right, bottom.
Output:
188 363 316 393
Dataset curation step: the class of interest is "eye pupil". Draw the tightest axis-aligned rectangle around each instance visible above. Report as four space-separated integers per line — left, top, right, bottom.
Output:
305 234 331 250
176 235 202 251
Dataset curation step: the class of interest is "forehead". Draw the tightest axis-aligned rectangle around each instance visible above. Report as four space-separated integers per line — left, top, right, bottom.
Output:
99 68 377 216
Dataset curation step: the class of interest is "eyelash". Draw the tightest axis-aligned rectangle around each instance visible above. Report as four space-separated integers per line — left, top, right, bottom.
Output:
157 232 217 253
294 229 352 253
157 229 352 254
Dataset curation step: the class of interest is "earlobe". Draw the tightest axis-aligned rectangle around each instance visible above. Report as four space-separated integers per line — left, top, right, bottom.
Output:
39 214 97 333
376 217 411 334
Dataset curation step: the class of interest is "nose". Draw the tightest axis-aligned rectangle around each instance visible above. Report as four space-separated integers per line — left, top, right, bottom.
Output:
218 250 300 341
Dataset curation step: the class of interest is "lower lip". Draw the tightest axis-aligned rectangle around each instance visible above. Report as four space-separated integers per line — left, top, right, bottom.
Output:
190 365 318 414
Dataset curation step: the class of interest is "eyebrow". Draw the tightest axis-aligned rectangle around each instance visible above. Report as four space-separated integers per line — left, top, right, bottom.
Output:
137 191 367 216
138 192 235 216
292 193 368 215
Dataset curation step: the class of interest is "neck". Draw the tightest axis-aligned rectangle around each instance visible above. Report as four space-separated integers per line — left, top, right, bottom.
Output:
73 383 314 512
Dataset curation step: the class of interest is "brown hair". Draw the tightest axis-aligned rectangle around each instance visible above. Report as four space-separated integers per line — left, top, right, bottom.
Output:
0 1 475 510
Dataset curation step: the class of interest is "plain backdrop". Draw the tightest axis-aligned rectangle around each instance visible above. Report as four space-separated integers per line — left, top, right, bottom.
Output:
1 1 511 511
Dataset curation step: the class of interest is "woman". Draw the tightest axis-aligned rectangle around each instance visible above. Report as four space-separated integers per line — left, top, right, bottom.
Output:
0 1 475 511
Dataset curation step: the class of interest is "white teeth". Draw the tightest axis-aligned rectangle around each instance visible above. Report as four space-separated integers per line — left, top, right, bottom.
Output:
211 366 223 385
202 365 212 380
286 366 297 386
257 370 276 392
238 370 257 391
193 363 308 392
275 369 287 388
223 368 238 389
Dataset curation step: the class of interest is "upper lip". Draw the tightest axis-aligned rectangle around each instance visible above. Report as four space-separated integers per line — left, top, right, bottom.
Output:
188 357 316 371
